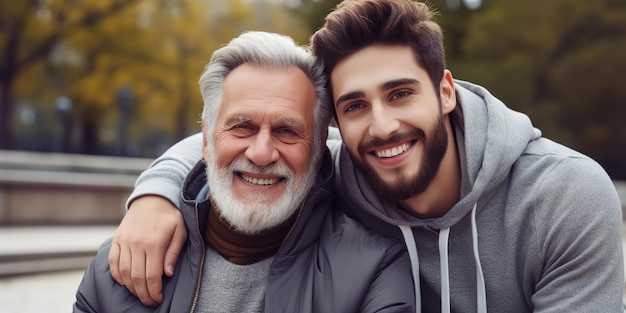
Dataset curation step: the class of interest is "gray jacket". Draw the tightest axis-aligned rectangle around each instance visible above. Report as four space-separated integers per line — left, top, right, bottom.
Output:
74 150 415 313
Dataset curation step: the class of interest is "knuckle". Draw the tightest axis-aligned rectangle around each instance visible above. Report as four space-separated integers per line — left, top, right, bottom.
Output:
119 267 130 277
129 237 147 247
131 273 146 283
146 275 161 284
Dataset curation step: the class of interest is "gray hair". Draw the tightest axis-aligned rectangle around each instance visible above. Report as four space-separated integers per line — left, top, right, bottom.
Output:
199 31 331 161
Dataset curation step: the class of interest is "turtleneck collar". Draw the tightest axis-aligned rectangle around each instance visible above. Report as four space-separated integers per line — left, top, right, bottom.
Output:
203 197 298 265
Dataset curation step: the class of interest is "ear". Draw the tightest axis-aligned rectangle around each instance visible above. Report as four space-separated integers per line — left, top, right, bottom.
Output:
440 69 456 115
315 129 329 172
201 122 208 163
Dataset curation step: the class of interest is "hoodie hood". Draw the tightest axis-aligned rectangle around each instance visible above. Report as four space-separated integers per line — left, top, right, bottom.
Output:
335 79 541 229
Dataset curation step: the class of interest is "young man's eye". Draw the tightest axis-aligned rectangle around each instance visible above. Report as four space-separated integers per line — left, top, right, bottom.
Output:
390 90 411 101
344 102 365 113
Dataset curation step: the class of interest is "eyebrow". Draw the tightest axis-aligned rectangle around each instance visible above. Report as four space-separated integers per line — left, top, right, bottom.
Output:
224 114 253 126
335 91 365 108
277 117 303 129
224 114 304 131
335 78 421 107
276 117 306 135
382 78 420 91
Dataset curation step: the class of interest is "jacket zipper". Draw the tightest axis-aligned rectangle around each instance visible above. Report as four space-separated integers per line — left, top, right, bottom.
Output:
188 193 309 311
189 202 206 313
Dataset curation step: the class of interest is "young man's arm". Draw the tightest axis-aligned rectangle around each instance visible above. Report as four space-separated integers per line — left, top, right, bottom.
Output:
530 158 624 311
108 133 202 306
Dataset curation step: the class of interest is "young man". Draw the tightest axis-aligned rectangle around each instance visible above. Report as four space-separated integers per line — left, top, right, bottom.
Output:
109 0 625 312
73 31 414 313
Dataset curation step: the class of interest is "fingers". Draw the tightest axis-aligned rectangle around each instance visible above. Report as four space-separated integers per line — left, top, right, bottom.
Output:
163 216 187 277
118 244 135 295
108 196 183 307
145 245 165 304
117 239 161 307
130 250 158 307
108 241 124 285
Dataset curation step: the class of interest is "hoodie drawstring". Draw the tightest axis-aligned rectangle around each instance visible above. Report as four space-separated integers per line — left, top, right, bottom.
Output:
471 203 487 313
439 227 451 313
399 225 421 313
397 203 487 313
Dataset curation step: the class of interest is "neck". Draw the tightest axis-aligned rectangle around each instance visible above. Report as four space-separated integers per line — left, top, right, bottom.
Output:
204 197 298 265
401 120 461 218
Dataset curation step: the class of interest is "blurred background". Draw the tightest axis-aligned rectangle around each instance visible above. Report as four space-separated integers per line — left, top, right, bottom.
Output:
1 0 625 177
0 0 625 312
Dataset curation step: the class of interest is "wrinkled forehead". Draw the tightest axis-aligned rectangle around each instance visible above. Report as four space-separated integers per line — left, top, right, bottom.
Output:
219 64 316 124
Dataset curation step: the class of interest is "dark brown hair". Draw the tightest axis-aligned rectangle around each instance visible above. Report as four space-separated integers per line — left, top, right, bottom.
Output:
310 0 445 108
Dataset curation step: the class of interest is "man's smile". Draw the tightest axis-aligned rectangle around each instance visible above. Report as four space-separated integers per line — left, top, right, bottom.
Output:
374 142 412 158
237 172 284 186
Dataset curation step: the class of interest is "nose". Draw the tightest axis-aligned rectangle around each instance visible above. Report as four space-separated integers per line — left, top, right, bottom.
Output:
368 102 399 139
245 129 279 167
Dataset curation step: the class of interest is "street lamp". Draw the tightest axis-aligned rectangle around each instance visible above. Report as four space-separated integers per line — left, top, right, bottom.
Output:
54 96 72 153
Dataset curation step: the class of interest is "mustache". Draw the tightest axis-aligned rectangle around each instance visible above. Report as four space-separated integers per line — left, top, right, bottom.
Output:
357 128 425 155
228 157 292 177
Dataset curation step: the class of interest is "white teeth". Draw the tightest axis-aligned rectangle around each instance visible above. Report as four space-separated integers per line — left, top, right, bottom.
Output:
375 143 410 158
241 174 278 185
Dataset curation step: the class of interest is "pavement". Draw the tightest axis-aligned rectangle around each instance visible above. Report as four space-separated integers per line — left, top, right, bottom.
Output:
0 223 625 313
0 225 116 313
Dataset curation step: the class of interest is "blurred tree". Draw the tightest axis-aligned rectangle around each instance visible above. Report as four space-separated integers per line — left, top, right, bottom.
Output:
2 0 311 155
5 0 622 177
293 0 340 33
450 0 626 178
0 0 142 150
429 0 474 59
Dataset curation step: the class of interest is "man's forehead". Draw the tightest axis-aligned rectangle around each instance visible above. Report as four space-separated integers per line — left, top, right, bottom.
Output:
223 113 303 126
330 45 427 94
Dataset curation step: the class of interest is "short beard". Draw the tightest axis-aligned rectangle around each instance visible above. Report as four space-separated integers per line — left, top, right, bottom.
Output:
206 148 317 234
351 114 448 203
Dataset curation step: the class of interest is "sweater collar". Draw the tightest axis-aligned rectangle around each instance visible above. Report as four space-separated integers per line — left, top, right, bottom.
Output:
203 197 298 265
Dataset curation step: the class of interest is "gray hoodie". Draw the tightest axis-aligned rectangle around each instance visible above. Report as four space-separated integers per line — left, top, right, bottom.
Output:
128 80 624 312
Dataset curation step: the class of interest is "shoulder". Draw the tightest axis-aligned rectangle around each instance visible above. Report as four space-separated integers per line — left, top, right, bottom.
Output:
322 210 407 259
511 138 622 241
508 140 625 310
313 211 414 311
518 138 620 208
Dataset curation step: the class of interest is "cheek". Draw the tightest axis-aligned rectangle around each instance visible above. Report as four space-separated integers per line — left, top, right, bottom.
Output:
213 138 244 167
281 144 313 175
337 118 364 151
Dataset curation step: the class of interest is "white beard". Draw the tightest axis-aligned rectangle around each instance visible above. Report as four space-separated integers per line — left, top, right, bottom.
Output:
206 148 317 234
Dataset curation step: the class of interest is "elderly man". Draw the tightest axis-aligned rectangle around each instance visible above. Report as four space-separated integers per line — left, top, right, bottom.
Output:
73 31 414 313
